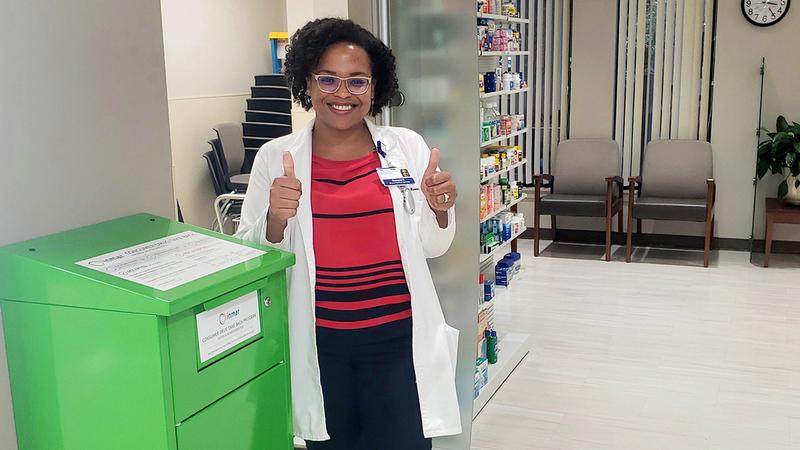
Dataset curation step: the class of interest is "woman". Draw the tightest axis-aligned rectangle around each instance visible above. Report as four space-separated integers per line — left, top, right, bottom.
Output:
235 18 461 450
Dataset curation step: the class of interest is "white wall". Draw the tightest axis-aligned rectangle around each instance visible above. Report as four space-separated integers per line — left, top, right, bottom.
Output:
161 0 287 227
711 0 800 241
0 0 175 448
566 0 800 241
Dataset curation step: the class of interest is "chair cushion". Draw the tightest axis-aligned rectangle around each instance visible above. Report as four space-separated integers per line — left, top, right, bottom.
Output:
641 140 713 198
230 173 250 184
553 139 621 196
633 197 708 222
539 194 609 217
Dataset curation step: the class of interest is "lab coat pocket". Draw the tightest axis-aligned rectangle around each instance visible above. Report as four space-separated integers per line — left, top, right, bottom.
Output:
444 324 460 378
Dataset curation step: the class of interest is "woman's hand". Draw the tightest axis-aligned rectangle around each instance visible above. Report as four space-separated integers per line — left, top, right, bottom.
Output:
266 152 302 243
421 148 457 227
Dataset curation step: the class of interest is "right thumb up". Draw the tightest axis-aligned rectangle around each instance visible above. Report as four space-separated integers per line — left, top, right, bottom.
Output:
283 152 296 179
268 151 302 223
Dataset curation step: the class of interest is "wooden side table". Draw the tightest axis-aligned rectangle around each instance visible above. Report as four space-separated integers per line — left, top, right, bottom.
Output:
764 197 800 267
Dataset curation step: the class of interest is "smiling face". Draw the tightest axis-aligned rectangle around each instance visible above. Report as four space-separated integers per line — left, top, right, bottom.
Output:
308 42 374 132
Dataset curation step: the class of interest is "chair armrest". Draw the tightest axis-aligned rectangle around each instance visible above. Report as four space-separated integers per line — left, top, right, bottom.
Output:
606 176 625 183
626 176 642 194
534 174 553 201
706 178 716 212
606 176 625 200
216 193 246 202
534 174 554 190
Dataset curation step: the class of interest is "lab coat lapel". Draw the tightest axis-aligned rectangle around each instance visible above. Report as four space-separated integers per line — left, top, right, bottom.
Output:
289 119 316 292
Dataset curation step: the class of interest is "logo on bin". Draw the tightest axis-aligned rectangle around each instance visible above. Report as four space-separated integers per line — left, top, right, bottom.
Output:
218 308 240 325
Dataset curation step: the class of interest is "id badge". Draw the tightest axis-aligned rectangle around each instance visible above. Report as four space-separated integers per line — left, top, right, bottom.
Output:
376 167 415 187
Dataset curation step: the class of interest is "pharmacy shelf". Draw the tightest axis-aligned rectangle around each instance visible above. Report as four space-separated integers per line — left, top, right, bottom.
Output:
477 12 531 24
473 332 531 419
479 50 530 57
480 159 528 184
480 87 529 99
480 128 528 148
479 226 527 264
479 193 529 225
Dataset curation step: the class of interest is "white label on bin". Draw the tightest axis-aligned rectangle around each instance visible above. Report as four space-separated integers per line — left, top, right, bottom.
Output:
196 292 261 363
76 231 265 291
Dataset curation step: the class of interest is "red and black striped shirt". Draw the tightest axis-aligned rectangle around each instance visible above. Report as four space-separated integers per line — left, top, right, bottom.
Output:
311 151 412 347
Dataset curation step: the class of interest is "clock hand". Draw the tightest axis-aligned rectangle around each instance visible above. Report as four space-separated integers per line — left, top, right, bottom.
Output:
769 6 776 17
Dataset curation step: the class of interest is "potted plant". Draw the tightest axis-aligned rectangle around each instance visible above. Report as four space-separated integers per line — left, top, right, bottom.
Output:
757 115 800 204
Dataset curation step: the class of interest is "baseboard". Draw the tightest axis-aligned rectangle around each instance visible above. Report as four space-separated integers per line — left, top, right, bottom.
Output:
520 229 800 253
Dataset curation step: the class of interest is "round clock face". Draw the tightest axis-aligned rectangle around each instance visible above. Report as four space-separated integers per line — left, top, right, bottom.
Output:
743 0 791 26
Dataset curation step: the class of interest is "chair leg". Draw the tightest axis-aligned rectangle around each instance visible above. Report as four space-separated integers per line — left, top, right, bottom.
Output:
605 210 612 262
626 202 635 264
534 212 541 257
704 214 713 268
618 209 623 235
551 215 557 241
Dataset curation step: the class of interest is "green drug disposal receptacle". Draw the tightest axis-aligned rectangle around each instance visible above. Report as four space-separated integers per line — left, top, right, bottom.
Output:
0 214 296 450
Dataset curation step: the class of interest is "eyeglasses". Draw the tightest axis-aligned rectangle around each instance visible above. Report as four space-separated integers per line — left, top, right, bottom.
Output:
312 73 372 95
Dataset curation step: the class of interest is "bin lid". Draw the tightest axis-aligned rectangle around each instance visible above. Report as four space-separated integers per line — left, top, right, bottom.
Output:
0 214 295 316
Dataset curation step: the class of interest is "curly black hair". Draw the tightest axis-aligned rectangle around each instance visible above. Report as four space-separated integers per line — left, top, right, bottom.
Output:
284 18 399 116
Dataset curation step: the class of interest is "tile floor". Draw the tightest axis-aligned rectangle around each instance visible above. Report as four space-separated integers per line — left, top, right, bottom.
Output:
470 241 800 450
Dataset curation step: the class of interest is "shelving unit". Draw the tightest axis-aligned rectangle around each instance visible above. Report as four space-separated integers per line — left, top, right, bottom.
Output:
479 194 528 225
480 128 528 148
473 333 531 418
477 12 530 24
480 159 528 184
479 50 530 57
475 2 533 420
480 227 528 264
480 87 529 99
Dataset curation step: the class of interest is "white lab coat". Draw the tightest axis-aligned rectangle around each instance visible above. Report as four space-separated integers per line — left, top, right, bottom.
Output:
234 118 462 441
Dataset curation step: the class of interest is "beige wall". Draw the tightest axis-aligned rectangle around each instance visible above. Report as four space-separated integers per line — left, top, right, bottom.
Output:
161 0 287 227
711 0 800 241
569 0 617 139
0 0 175 448
566 0 800 241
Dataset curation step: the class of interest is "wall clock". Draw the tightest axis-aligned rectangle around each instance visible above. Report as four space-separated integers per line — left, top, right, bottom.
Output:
742 0 790 26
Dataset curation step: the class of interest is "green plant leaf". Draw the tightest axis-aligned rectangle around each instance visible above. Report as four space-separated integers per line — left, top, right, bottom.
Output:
786 153 797 169
774 131 793 144
792 122 800 135
778 179 789 198
777 115 790 132
757 160 770 179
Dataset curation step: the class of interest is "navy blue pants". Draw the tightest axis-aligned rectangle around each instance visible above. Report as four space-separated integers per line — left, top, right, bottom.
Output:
305 337 431 450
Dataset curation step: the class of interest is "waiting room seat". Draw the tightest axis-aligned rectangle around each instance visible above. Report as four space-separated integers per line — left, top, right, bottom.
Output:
212 123 249 192
203 148 244 234
626 140 716 267
534 139 624 261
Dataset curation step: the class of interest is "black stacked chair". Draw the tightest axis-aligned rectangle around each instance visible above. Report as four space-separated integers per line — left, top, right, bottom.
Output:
203 147 244 233
241 74 294 172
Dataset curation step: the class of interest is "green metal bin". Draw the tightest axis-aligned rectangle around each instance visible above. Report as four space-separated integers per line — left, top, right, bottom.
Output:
0 214 296 450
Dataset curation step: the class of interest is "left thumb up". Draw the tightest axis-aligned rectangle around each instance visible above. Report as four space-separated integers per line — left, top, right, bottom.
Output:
423 148 440 186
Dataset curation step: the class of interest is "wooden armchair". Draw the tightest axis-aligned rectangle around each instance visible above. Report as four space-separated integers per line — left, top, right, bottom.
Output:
625 140 716 267
533 140 624 261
